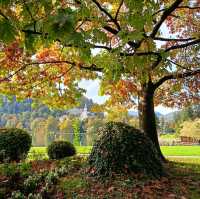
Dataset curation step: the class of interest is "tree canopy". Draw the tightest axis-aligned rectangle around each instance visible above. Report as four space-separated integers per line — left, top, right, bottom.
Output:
0 0 199 109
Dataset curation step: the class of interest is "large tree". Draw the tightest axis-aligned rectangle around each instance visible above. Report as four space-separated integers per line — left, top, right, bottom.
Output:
0 0 199 160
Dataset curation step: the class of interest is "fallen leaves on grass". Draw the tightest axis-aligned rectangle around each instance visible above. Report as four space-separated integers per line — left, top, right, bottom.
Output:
53 161 200 199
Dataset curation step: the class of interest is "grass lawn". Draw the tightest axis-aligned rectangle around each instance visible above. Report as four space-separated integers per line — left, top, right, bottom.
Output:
161 146 200 156
28 146 93 160
29 145 200 160
160 134 178 139
168 157 200 168
29 146 92 155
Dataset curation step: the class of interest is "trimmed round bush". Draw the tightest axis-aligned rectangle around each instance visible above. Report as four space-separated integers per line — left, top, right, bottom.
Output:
88 122 164 178
47 141 76 160
0 128 32 162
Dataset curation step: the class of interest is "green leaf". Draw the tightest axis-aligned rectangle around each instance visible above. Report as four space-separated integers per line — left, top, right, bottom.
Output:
44 8 76 42
0 18 17 43
24 32 35 52
0 0 11 6
128 15 145 30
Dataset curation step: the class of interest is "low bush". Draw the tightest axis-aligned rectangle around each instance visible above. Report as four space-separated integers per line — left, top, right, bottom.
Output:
88 122 164 179
0 128 32 162
47 141 76 160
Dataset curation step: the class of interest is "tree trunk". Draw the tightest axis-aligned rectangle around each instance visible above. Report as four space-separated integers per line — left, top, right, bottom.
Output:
139 82 166 162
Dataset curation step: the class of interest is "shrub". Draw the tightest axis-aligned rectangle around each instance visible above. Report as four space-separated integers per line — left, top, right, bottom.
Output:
47 141 76 160
88 122 164 179
0 128 32 162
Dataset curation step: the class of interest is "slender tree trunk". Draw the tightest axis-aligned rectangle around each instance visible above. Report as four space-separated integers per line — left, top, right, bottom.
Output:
138 81 166 162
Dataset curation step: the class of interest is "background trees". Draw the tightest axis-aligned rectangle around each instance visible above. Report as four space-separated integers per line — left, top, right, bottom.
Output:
180 119 200 140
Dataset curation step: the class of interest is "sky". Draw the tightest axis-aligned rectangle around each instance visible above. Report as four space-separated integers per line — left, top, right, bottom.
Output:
79 79 178 115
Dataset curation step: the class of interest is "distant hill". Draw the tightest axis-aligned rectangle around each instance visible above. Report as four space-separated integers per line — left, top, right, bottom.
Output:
162 111 180 122
0 95 94 116
128 110 163 118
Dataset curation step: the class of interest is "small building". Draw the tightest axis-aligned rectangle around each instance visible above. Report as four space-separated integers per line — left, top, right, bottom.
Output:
180 136 200 144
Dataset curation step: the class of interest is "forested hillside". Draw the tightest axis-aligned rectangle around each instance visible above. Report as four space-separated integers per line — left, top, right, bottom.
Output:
0 95 97 146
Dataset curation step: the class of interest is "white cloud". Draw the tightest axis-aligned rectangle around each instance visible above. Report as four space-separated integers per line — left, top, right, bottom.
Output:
155 105 179 115
79 79 109 104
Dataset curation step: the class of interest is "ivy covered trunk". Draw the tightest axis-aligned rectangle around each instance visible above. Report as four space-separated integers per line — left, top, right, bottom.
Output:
139 82 166 162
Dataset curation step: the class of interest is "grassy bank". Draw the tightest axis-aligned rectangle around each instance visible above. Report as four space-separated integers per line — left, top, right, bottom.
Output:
28 146 93 160
161 146 200 156
30 145 200 155
28 145 200 160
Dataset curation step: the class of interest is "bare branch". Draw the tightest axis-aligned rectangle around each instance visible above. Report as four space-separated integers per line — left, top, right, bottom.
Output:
0 60 103 83
92 0 121 31
166 59 193 72
151 53 162 70
103 25 119 35
177 6 200 10
29 65 75 90
154 69 200 89
64 43 111 51
79 63 103 72
165 39 200 52
154 37 195 42
0 10 9 20
150 0 183 38
153 5 200 16
115 0 124 20
120 51 161 57
22 29 42 35
0 61 76 83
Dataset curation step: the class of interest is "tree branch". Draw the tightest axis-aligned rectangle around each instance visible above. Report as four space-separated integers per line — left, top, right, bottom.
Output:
0 61 103 83
150 0 183 38
165 39 200 52
0 10 9 20
177 6 200 10
92 0 121 31
22 29 42 35
154 69 200 89
153 5 200 16
151 53 162 70
166 59 193 72
115 0 124 20
79 64 103 72
64 43 112 51
120 51 161 57
103 25 119 35
154 37 195 42
29 65 75 90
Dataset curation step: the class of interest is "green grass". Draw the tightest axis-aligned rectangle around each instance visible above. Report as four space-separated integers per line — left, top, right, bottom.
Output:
168 157 200 165
76 146 92 154
30 146 92 154
161 146 200 156
30 147 47 153
160 134 178 139
28 145 200 160
28 146 92 160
